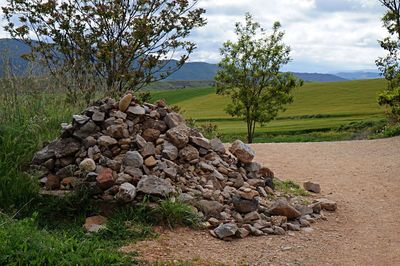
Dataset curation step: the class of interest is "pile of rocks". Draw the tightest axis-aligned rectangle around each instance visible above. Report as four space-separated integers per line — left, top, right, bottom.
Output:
31 94 336 240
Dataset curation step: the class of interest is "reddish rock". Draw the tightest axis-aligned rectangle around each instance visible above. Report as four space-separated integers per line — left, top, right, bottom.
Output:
96 168 115 190
142 128 161 142
45 174 60 190
83 215 108 233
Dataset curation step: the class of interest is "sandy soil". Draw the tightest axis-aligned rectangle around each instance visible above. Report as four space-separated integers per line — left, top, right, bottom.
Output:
122 137 400 266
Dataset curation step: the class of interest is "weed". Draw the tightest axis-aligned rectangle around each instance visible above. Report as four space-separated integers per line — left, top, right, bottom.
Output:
273 179 310 197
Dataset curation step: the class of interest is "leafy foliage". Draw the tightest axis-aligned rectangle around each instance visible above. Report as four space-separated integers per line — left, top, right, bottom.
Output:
215 13 302 143
2 0 206 97
376 0 400 122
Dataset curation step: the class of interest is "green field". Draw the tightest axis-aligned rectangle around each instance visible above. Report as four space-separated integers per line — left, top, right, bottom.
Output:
151 79 389 142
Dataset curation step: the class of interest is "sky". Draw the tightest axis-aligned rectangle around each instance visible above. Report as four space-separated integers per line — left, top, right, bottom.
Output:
0 0 389 73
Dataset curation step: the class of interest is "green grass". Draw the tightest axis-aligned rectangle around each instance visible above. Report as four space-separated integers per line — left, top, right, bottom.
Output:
149 79 393 142
273 179 310 197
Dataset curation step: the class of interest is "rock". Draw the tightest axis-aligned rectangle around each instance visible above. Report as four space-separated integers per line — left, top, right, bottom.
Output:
243 211 261 222
303 181 321 193
115 182 136 203
96 168 115 190
236 228 250 238
73 120 97 139
98 136 118 147
83 136 97 148
54 138 81 158
271 216 288 226
123 151 143 168
144 156 157 168
141 143 156 158
162 141 179 160
56 165 76 179
45 174 60 190
246 162 261 172
134 134 147 149
210 138 225 153
229 140 255 163
32 140 58 165
190 137 211 150
166 125 190 148
273 226 286 235
232 196 259 213
179 145 200 161
119 93 133 112
318 199 337 211
196 200 224 217
268 199 302 220
199 162 214 172
142 128 161 142
164 167 177 178
238 189 259 200
214 223 238 239
79 158 96 172
137 176 175 197
287 223 301 231
92 111 105 122
259 167 274 179
164 112 185 128
73 115 90 125
143 119 168 133
127 105 145 116
295 204 314 216
83 215 108 233
107 124 127 139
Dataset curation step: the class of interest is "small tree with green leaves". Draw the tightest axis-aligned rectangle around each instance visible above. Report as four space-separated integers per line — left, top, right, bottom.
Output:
376 0 400 122
215 13 302 143
2 0 206 100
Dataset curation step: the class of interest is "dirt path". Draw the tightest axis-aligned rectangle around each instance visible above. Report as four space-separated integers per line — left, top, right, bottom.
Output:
123 137 400 266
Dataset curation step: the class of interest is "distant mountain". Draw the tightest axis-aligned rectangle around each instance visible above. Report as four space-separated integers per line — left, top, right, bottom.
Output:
1 38 345 82
335 71 381 80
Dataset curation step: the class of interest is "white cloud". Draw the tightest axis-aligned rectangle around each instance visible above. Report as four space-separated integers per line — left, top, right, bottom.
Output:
0 0 389 72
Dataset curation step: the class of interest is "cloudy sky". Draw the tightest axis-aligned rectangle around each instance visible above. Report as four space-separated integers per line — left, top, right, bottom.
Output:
0 0 388 73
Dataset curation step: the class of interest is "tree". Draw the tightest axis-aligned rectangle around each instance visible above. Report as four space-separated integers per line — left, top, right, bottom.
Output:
215 13 302 143
376 0 400 122
2 0 206 97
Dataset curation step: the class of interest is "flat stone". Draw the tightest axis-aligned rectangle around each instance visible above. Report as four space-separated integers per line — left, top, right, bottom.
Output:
137 176 175 197
54 138 81 158
236 228 250 238
73 120 97 139
141 143 156 158
214 223 238 239
229 140 255 163
98 136 118 147
73 115 90 125
190 136 211 150
92 111 105 122
318 198 337 211
127 105 145 116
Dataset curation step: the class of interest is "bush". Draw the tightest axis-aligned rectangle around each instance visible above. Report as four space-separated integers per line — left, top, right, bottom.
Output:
0 213 135 266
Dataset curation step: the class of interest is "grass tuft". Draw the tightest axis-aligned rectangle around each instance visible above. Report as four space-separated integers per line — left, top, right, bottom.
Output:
273 179 310 197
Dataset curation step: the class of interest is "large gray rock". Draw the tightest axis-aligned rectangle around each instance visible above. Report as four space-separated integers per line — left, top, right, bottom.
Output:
166 125 191 148
127 105 145 116
73 120 97 139
137 176 175 197
54 138 81 158
214 223 238 239
164 112 185 129
210 138 226 153
196 200 224 217
268 199 302 220
162 141 179 160
123 151 143 168
232 196 259 213
229 140 255 163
